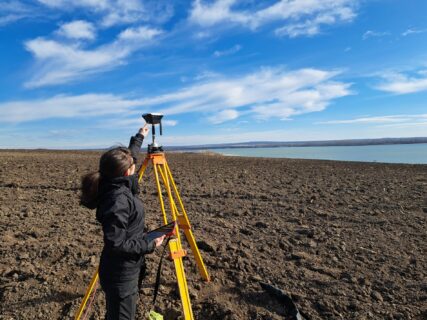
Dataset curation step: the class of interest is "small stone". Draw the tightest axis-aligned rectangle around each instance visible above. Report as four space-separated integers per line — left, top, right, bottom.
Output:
291 252 310 260
250 274 262 282
20 253 29 260
308 240 317 248
89 255 97 266
141 288 151 295
371 290 383 302
25 211 34 217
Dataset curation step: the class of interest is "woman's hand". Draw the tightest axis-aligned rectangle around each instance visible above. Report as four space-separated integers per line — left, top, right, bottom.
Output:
154 235 166 248
139 124 150 137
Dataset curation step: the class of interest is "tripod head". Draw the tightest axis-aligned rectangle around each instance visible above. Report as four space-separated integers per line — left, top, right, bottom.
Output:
142 113 164 153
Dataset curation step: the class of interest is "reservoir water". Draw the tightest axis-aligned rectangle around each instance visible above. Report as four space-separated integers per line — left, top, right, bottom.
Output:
210 143 427 164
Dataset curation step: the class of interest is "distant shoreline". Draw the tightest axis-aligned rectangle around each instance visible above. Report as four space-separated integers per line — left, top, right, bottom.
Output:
1 137 426 152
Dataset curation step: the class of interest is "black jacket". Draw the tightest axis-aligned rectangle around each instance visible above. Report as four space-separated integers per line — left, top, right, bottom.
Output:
96 134 155 292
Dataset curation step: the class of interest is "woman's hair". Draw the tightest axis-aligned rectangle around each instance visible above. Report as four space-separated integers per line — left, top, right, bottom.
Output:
80 147 133 209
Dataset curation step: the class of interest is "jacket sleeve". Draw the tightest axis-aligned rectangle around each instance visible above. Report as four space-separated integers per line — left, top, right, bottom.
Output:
128 133 144 163
101 195 155 256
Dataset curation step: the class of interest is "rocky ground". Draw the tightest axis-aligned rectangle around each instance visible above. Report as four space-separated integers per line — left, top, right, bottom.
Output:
0 150 426 320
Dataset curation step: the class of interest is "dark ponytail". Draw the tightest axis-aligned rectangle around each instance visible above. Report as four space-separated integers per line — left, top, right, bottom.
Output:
80 147 133 209
80 172 101 209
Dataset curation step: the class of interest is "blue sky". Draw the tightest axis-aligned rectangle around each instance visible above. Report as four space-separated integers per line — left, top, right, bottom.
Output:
1 0 427 148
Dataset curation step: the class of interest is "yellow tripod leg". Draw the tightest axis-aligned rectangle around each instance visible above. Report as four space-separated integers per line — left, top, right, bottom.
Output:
137 152 209 319
138 156 150 183
153 163 169 225
74 268 99 320
169 239 194 320
165 163 210 282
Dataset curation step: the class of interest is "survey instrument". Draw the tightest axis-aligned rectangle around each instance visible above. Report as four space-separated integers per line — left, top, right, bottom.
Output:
142 113 164 154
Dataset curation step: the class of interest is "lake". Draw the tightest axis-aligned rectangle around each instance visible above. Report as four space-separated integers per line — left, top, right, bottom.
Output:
210 143 427 164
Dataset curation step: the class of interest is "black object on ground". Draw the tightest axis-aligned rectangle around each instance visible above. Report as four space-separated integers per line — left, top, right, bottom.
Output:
260 282 306 320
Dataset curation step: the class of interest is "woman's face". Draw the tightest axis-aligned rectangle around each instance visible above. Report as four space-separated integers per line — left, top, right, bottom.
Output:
128 163 136 175
124 158 136 176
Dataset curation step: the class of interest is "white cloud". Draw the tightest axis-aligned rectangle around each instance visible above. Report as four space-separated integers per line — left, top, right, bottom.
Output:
0 93 142 123
376 70 427 94
193 71 220 81
36 0 173 27
24 25 162 87
378 122 427 129
208 109 239 124
319 114 427 124
57 20 96 40
118 25 163 41
137 67 351 122
190 0 358 38
0 1 39 26
402 28 427 37
362 30 390 40
163 120 178 126
213 44 241 57
99 117 178 128
0 67 350 125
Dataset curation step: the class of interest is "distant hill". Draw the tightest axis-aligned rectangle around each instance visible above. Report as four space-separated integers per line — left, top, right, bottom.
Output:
165 137 427 151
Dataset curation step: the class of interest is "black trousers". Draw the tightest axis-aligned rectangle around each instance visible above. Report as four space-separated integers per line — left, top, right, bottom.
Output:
104 290 138 320
101 263 147 320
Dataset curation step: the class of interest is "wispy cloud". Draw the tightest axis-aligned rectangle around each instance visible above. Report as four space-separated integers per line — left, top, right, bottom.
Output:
24 25 162 88
193 71 221 81
56 20 96 40
208 109 239 124
376 70 427 94
0 67 351 124
402 28 427 37
378 121 427 129
362 30 390 40
0 93 142 123
137 67 352 122
319 114 427 125
213 44 241 57
189 0 358 38
36 0 173 27
0 1 40 26
99 117 178 129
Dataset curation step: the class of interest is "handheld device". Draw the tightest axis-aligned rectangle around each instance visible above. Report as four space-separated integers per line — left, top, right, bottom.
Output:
145 221 176 242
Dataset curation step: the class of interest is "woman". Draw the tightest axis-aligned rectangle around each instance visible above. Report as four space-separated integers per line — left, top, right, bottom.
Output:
80 125 164 320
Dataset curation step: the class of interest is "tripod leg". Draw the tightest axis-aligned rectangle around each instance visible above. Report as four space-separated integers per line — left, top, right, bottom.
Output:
169 239 194 320
74 268 99 320
164 163 210 282
152 164 169 225
157 164 184 244
137 156 150 183
157 164 177 218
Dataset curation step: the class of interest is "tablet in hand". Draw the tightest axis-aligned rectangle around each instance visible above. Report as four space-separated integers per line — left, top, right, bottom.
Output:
145 221 176 242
